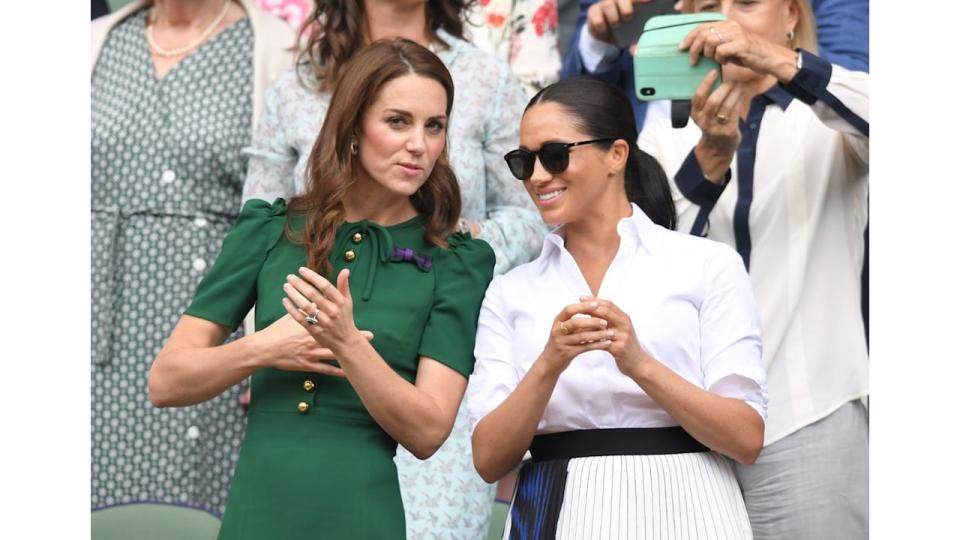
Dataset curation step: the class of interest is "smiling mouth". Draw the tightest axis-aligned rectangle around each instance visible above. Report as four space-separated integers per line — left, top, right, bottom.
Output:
538 188 566 202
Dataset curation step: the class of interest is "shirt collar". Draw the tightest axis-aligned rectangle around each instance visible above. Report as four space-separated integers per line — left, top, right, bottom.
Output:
539 203 660 261
759 84 795 110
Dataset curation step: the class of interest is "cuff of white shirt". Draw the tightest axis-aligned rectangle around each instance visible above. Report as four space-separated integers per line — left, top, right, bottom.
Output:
779 49 832 105
675 150 731 209
708 374 768 422
578 27 622 73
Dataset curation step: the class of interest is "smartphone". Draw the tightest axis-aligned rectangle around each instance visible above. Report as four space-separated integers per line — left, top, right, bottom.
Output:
609 0 678 50
633 13 725 102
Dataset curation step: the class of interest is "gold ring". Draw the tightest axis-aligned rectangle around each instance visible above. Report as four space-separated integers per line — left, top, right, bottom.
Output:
716 113 729 125
560 322 571 335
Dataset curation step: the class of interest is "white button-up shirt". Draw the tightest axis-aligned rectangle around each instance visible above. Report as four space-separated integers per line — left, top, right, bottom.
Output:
638 52 869 445
467 204 767 435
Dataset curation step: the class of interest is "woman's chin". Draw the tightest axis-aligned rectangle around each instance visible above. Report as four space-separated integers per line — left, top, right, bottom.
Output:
537 207 567 226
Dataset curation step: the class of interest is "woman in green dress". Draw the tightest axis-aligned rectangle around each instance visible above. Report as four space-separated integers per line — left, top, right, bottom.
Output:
148 38 495 539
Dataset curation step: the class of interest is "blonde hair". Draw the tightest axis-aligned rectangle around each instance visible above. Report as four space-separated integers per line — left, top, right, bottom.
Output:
681 0 818 53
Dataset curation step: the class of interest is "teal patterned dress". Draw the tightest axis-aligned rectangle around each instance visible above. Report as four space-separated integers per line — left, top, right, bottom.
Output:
91 9 253 514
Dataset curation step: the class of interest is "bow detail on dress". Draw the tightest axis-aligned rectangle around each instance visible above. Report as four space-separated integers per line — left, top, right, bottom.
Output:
390 247 433 272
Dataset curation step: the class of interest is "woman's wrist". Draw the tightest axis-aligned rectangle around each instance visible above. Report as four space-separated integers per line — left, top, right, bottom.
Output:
533 353 566 383
238 331 271 371
326 329 370 363
622 351 658 385
694 140 734 184
766 43 800 84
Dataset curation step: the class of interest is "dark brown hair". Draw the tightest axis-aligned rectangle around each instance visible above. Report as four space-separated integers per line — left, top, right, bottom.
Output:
298 0 476 92
288 38 461 275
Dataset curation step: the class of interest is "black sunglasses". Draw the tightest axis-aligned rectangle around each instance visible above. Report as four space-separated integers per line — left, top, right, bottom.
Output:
503 138 617 181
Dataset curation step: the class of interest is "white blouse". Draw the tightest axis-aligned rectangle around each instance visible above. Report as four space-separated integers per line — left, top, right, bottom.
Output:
467 204 767 435
637 52 869 445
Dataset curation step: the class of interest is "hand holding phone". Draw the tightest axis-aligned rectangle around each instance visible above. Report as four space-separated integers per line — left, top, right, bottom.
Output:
586 0 677 48
633 13 725 102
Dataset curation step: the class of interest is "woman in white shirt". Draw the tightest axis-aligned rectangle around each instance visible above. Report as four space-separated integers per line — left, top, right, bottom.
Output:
638 1 869 538
467 76 767 539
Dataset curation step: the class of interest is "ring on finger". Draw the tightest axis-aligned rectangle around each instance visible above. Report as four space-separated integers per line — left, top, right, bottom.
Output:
710 27 725 43
304 310 321 326
716 113 729 125
560 322 571 335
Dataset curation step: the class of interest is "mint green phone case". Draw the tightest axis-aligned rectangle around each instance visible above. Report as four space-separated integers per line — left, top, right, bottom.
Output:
633 13 725 101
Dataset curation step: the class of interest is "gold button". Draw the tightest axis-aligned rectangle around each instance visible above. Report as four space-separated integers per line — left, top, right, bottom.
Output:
303 380 315 392
297 401 309 414
344 250 356 262
352 232 363 244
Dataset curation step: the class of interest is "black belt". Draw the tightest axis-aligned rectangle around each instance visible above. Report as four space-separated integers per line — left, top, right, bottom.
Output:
529 427 708 462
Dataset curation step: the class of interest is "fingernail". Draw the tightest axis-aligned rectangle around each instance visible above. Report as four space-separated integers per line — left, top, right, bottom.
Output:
606 330 615 337
299 267 308 273
601 320 608 328
286 274 295 281
590 302 599 308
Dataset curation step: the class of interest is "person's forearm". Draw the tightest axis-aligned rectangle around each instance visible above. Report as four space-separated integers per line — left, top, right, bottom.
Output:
471 357 561 483
623 358 764 464
332 336 457 460
149 334 262 408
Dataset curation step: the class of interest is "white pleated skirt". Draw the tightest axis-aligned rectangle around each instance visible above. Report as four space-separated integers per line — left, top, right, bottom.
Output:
502 452 753 540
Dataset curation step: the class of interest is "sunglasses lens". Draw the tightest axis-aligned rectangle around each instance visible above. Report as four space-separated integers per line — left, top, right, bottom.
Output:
539 143 570 174
505 150 534 180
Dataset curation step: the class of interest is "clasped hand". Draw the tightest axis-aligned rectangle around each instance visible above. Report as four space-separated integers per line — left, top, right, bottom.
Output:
542 296 653 377
282 267 367 357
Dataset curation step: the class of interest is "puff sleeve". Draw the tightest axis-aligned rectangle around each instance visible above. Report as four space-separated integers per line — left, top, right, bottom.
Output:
183 198 288 330
417 234 496 378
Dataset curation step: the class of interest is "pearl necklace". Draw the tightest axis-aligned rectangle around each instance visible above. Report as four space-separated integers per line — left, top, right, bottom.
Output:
146 0 232 58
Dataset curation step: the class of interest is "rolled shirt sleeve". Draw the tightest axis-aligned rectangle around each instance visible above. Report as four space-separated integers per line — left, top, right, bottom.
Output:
699 243 768 420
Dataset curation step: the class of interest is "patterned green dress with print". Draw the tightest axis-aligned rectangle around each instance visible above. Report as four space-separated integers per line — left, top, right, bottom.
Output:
185 199 495 539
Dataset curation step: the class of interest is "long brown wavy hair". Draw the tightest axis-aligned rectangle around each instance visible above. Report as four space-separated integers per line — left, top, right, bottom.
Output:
287 38 461 276
298 0 476 92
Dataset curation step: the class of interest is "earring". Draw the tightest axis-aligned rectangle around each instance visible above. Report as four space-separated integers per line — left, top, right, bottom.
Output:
787 30 796 42
350 140 358 155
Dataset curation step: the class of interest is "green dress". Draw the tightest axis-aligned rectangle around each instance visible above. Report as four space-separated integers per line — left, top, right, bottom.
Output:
185 198 495 539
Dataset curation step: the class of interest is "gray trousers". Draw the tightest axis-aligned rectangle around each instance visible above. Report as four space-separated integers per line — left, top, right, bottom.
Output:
732 399 869 540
